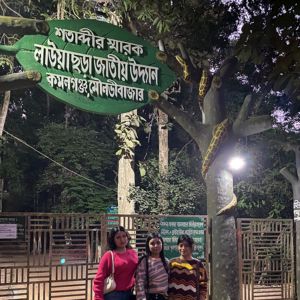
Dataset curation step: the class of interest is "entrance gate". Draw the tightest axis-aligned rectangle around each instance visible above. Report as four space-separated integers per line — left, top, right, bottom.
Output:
0 213 207 300
237 219 294 300
0 214 295 300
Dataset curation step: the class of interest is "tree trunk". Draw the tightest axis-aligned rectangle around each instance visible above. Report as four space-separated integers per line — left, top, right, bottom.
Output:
117 112 136 214
117 155 135 214
0 91 10 212
0 177 3 212
205 152 239 300
296 220 300 300
280 148 300 300
158 109 169 211
156 57 271 300
158 109 168 176
289 180 300 300
64 105 71 129
0 91 10 136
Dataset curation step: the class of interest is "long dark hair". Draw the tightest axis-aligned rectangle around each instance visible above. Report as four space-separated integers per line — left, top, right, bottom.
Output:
107 226 131 250
145 232 169 273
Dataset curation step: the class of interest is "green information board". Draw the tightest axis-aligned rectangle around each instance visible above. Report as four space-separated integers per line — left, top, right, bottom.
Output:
160 216 206 259
107 205 118 229
0 19 176 115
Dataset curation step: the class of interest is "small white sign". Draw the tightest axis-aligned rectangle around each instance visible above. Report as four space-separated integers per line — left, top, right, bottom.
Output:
294 200 300 209
294 209 300 222
0 224 17 239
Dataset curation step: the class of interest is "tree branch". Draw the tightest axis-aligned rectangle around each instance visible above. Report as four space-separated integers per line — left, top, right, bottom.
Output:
233 94 255 132
232 115 273 137
236 94 254 121
176 43 199 80
0 16 49 35
0 71 41 92
276 142 300 178
178 42 189 60
202 57 238 124
219 56 238 80
155 97 210 148
280 167 298 185
0 91 10 136
165 55 184 76
124 13 138 35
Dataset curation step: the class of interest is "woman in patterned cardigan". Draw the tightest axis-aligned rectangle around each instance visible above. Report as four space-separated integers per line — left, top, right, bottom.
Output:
169 235 208 300
135 233 169 300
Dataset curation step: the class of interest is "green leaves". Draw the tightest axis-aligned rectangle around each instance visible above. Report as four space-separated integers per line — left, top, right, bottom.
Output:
116 0 238 53
138 162 146 177
235 2 300 100
235 133 294 219
131 151 206 215
36 123 117 213
114 113 145 158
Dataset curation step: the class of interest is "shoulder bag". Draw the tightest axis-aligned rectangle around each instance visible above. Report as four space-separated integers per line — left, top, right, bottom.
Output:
103 251 117 294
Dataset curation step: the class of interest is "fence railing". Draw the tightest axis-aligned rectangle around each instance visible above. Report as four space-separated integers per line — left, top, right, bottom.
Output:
0 213 208 300
0 213 295 300
237 218 294 300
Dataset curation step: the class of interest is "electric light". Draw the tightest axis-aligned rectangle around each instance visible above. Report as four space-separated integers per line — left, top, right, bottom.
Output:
228 156 246 171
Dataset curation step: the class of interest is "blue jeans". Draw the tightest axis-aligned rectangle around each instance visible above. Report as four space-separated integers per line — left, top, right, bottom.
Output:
104 290 134 300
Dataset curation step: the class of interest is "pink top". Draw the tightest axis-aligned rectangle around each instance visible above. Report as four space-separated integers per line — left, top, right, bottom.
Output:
93 248 138 300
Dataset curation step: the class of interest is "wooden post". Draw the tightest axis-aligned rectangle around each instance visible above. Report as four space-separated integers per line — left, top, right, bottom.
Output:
100 215 107 258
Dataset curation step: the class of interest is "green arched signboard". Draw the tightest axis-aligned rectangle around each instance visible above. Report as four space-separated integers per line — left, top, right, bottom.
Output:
1 20 176 114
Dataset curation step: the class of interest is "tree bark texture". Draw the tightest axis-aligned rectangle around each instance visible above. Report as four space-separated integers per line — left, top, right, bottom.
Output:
0 91 10 136
206 152 239 300
200 58 240 300
296 221 300 300
280 148 300 300
0 91 10 212
0 16 49 35
158 109 169 176
117 112 136 215
0 71 41 92
117 155 135 214
158 109 169 211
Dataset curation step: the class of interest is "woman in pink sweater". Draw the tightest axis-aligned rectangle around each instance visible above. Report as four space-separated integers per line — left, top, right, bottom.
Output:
93 226 138 300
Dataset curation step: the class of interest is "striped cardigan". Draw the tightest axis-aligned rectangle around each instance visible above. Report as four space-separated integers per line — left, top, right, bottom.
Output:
135 256 169 300
169 257 208 300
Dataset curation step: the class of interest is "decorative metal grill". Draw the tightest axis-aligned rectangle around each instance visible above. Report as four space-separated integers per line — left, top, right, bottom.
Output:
0 213 207 300
237 219 294 300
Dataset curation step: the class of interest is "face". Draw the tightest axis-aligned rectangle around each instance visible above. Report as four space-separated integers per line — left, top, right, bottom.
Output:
114 231 128 249
178 241 193 259
148 237 162 255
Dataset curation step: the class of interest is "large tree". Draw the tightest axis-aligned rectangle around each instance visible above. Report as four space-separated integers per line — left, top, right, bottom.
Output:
0 1 298 297
114 0 299 298
280 141 300 299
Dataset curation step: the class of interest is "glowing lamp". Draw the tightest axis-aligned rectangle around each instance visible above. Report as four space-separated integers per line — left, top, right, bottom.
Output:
228 156 246 171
